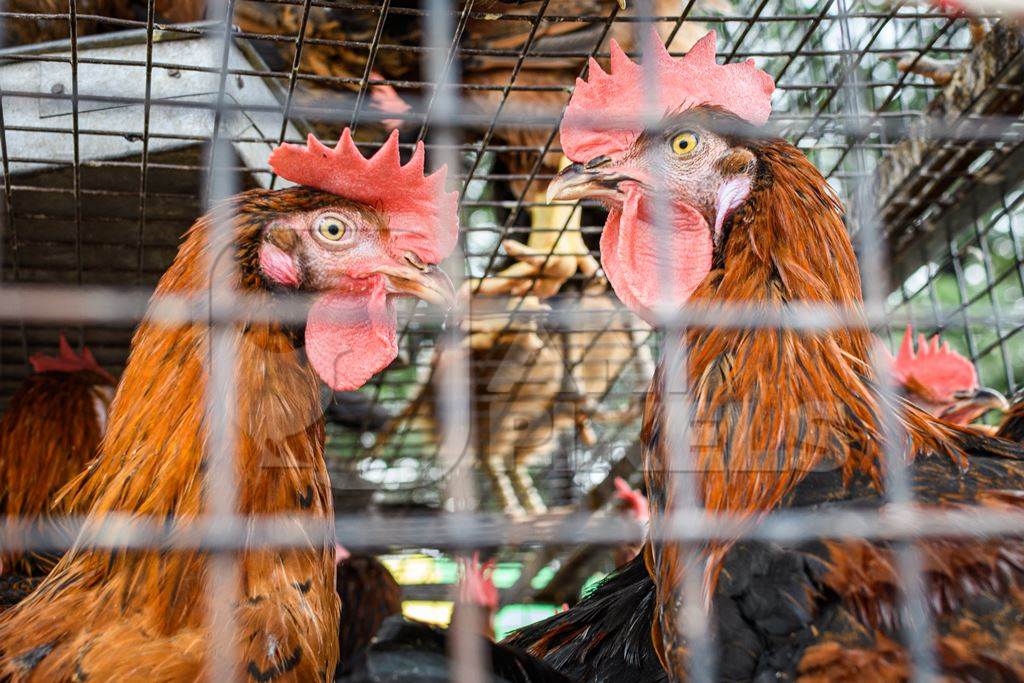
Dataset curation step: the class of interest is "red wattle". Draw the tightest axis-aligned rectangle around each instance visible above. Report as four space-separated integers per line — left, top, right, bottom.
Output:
305 283 398 391
600 188 713 324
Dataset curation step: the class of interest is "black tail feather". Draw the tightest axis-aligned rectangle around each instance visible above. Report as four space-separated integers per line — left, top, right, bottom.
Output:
337 616 575 683
502 554 665 683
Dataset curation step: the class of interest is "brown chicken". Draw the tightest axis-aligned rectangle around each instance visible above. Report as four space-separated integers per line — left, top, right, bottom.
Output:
896 0 991 86
996 389 1024 442
373 288 649 517
0 336 115 583
451 552 501 641
0 130 457 681
334 545 403 678
884 324 1008 426
370 295 564 516
0 1 206 47
508 31 1024 681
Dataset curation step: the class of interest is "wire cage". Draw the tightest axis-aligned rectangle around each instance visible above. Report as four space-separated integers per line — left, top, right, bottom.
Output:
1 0 1023 680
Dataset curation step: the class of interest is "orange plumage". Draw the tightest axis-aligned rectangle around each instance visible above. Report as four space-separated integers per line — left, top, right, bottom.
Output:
0 339 115 579
639 138 970 675
511 92 1024 677
0 113 458 679
0 191 343 681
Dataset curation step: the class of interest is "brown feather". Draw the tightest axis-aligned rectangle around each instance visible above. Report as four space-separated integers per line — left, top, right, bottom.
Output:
0 1 205 47
996 394 1024 443
335 554 402 677
0 368 113 577
797 630 908 683
641 138 970 675
0 188 341 682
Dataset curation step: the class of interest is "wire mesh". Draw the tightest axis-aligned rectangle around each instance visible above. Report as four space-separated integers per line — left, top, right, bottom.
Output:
0 0 1021 681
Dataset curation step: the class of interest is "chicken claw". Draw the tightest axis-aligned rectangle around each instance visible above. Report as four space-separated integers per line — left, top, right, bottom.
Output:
472 238 600 300
466 159 600 300
894 14 990 86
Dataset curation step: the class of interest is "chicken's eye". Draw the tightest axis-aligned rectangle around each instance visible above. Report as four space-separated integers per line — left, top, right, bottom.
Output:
671 131 699 156
316 215 348 242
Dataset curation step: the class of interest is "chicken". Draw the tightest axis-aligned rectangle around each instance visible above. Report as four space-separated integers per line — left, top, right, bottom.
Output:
337 615 575 682
884 324 1008 426
451 552 500 641
0 336 115 584
0 1 206 47
0 130 457 681
335 551 573 682
895 0 991 86
373 288 649 517
611 476 647 569
508 31 1024 680
372 295 570 517
996 389 1024 442
334 546 403 678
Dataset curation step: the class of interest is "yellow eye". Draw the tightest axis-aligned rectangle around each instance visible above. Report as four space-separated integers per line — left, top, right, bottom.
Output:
671 131 699 156
317 215 347 242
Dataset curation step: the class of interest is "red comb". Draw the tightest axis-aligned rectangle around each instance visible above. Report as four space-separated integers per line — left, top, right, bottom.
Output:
269 129 458 264
931 0 968 15
457 552 499 610
613 476 649 523
29 335 115 384
889 325 977 398
560 30 775 163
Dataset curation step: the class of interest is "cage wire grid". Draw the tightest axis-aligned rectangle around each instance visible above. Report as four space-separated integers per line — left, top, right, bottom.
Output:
0 0 1022 680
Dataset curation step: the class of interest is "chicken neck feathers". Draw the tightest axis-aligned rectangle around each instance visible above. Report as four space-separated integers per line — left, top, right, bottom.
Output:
0 190 340 682
509 137 1024 681
642 138 1024 677
0 370 110 577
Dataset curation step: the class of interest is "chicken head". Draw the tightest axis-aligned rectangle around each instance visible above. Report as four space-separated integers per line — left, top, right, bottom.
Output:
266 130 457 391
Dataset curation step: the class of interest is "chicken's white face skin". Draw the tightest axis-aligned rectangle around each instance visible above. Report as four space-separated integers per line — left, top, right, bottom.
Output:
246 189 454 392
258 202 452 305
588 110 761 244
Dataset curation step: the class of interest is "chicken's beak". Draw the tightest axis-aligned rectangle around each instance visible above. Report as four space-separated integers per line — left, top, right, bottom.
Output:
939 386 1010 425
374 257 455 308
546 159 640 204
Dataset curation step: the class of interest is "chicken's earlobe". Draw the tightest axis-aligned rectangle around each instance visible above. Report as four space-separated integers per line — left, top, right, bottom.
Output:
713 176 753 243
259 243 301 288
